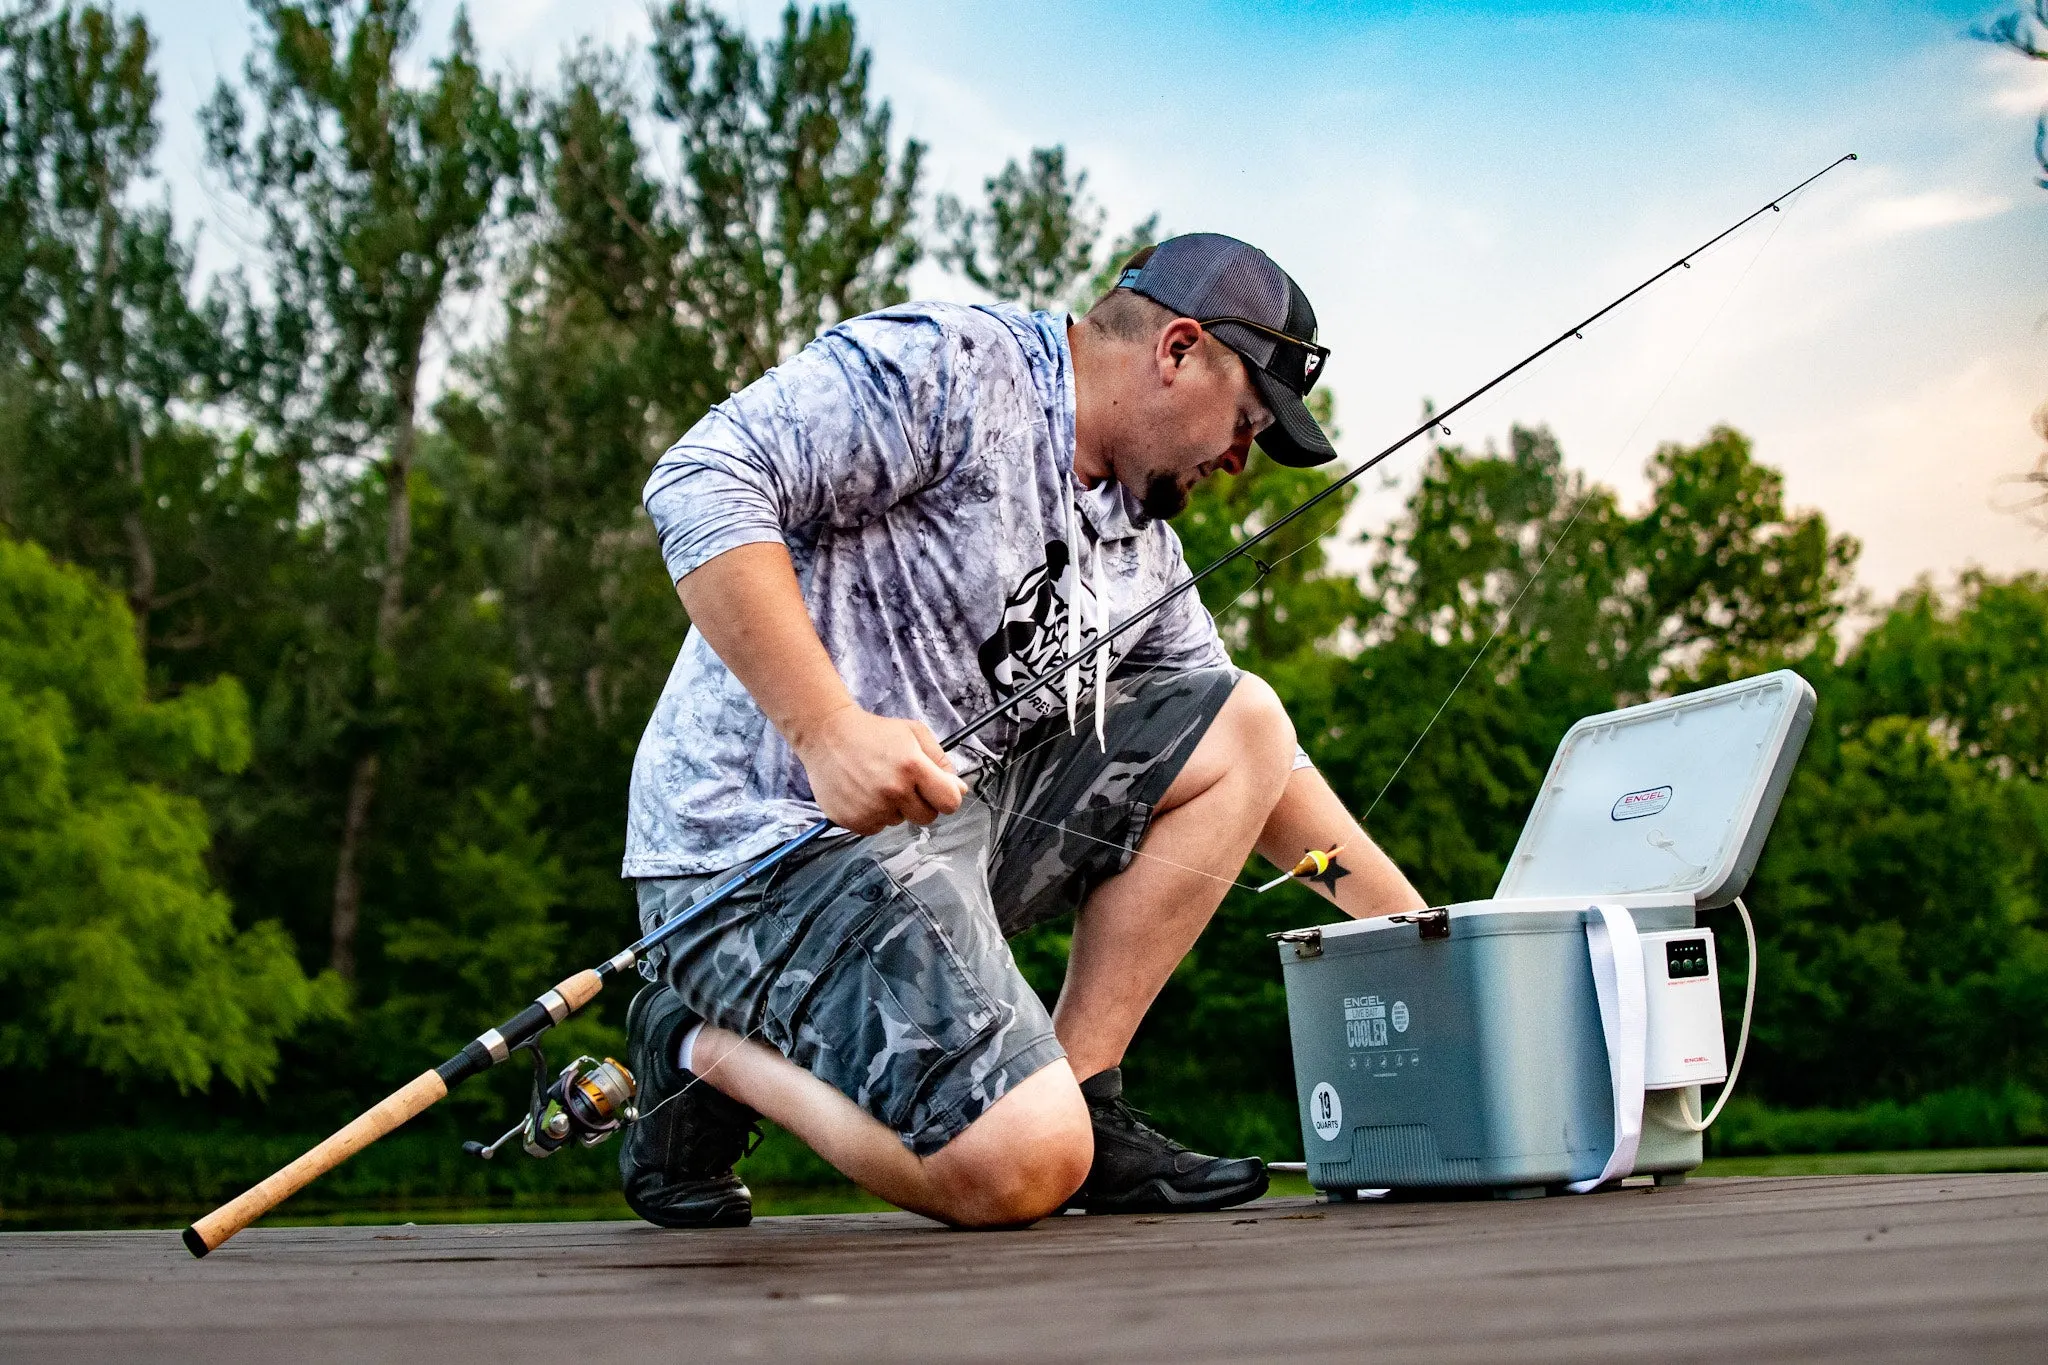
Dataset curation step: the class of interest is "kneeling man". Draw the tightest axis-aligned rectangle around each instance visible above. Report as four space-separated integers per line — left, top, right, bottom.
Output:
620 234 1425 1228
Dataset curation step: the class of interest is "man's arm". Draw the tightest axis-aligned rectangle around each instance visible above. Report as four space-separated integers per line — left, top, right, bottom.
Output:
1255 764 1425 919
676 542 966 835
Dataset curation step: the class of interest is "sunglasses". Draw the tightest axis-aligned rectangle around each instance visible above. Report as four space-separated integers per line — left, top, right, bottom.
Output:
1199 316 1330 395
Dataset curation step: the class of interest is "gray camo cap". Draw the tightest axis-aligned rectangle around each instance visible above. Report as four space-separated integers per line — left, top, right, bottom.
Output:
1115 233 1336 467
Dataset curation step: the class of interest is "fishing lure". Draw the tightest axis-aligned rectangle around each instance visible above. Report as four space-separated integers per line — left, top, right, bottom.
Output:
1256 845 1346 894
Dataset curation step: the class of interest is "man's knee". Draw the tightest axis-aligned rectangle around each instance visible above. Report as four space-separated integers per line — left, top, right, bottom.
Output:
1225 673 1296 766
921 1063 1093 1228
1197 673 1296 800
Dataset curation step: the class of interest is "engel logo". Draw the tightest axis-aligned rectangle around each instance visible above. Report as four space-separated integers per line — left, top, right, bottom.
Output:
1611 784 1673 821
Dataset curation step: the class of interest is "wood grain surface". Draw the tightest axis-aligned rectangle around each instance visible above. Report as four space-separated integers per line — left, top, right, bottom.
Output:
7 1174 2046 1363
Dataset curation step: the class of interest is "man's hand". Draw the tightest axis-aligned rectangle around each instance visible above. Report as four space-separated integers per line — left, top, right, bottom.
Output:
791 704 968 834
675 542 969 833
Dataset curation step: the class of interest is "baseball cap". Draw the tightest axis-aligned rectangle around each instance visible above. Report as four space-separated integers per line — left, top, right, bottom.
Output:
1113 233 1336 468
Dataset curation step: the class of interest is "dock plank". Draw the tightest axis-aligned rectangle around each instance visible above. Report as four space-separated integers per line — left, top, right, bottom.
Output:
2 1174 2044 1362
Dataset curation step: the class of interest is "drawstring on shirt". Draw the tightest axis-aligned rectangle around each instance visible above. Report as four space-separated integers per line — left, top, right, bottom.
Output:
1063 477 1111 752
1093 545 1107 751
1062 490 1082 736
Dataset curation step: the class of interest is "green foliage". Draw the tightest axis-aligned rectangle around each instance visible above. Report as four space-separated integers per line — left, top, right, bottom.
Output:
1712 1084 2048 1156
1750 574 2048 1108
204 0 527 451
650 1 924 378
203 0 531 980
1837 571 2048 780
0 535 336 1091
0 2 256 664
936 143 1159 313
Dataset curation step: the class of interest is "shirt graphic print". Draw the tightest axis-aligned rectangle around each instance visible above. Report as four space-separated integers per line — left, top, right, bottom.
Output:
625 302 1230 879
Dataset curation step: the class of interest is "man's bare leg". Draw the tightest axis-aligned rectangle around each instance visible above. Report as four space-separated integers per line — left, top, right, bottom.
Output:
1052 674 1297 1078
1054 674 1427 1077
687 1025 1091 1228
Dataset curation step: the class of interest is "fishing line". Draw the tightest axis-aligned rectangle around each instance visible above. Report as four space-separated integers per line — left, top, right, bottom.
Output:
955 530 1341 896
633 161 1854 1132
1361 188 1802 824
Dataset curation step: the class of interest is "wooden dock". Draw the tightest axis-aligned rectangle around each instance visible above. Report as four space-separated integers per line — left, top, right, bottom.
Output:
3 1174 2045 1361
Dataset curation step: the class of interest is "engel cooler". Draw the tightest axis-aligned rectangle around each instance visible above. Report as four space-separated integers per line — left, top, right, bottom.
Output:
1277 669 1815 1198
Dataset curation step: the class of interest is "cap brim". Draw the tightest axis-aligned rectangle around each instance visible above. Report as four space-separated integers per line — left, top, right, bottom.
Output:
1248 369 1337 467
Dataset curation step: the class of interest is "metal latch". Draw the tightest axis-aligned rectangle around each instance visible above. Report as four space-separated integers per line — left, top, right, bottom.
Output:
1389 906 1451 941
1268 927 1323 959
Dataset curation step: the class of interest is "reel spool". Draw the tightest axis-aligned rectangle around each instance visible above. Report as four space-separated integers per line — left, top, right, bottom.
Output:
464 1049 638 1161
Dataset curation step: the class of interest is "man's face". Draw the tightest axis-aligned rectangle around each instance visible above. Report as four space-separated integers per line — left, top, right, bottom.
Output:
1112 322 1274 520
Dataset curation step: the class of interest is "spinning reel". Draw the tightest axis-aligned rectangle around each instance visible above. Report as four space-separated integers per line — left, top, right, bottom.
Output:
463 1044 639 1160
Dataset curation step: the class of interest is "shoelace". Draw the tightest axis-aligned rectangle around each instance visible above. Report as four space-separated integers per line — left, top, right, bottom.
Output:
1093 1095 1185 1150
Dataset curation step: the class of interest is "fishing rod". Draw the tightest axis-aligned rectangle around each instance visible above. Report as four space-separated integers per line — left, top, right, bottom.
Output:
183 153 1856 1258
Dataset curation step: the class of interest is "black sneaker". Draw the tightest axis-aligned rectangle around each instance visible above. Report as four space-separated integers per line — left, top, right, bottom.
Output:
619 984 760 1229
1072 1067 1268 1215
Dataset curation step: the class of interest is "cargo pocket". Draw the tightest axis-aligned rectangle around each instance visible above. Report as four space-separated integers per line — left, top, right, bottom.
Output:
764 858 1005 1139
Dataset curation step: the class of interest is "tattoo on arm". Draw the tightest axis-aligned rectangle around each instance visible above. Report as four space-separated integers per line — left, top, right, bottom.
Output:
1305 858 1349 895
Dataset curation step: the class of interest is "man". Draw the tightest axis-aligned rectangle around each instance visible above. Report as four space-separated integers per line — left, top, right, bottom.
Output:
620 233 1426 1229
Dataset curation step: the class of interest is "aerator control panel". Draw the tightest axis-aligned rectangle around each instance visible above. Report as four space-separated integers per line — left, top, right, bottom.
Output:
1641 929 1730 1089
1665 937 1711 980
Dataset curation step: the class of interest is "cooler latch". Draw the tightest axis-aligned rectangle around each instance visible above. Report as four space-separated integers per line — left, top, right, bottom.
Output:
1389 906 1451 941
1268 927 1323 959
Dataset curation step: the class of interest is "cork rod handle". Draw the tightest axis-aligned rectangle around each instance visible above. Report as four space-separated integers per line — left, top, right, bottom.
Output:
183 1068 448 1257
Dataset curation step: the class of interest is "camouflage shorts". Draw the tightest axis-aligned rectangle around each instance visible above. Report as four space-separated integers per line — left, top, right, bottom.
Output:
634 666 1239 1155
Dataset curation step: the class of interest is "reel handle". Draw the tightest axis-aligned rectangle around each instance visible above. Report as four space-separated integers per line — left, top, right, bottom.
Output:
183 1068 448 1257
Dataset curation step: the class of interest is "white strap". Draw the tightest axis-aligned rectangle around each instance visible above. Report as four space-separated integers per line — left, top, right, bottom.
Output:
1062 494 1081 735
1567 902 1647 1193
1092 548 1109 751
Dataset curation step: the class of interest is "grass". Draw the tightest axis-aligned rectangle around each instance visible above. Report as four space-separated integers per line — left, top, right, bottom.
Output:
1697 1146 2048 1177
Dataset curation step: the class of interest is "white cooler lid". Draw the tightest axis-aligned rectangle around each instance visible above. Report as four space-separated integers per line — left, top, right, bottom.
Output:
1495 669 1816 908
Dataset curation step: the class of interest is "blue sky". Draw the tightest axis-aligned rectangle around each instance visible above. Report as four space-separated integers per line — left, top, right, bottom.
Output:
139 0 2046 601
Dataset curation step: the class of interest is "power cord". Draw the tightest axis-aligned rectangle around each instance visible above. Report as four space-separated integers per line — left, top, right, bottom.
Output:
1675 895 1756 1132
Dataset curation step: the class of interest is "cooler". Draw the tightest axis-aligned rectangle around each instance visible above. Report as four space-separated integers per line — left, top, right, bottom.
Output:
1277 669 1816 1197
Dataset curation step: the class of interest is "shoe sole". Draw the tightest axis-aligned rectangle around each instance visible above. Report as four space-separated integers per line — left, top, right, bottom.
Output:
1079 1168 1270 1216
625 1183 755 1230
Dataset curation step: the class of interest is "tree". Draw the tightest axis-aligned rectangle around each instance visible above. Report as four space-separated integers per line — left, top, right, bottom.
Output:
203 0 527 979
650 1 924 381
1837 571 2048 781
1975 6 2048 526
936 144 1159 313
1979 3 2048 189
0 2 234 662
1760 571 2048 1102
429 50 709 973
0 534 334 1090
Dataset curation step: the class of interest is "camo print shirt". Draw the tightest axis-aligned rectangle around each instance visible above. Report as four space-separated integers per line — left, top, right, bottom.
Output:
624 302 1235 878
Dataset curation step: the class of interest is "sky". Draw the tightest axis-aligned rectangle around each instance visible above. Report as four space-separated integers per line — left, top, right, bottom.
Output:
135 0 2048 606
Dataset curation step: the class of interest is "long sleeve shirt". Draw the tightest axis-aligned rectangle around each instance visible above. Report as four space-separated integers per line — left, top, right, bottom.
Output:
624 302 1235 878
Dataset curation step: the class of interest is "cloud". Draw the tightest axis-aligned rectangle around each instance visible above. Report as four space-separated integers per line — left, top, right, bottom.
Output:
1984 49 2048 116
1851 189 2012 238
1772 352 2047 602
